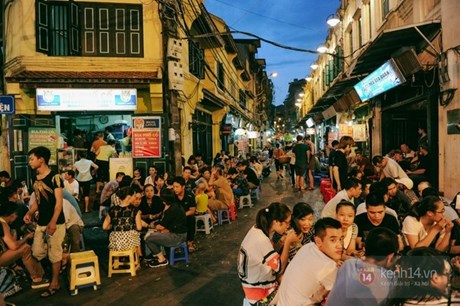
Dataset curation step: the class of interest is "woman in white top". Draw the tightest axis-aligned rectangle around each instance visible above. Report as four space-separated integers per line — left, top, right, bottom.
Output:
402 195 453 252
73 151 98 213
237 203 297 305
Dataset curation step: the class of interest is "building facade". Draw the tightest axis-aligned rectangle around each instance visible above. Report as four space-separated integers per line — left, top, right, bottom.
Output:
302 0 460 198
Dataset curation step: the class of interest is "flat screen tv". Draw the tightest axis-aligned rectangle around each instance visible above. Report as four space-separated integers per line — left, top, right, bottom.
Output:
354 59 406 102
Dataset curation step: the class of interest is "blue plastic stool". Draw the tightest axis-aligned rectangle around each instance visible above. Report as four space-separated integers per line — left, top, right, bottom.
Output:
169 242 189 265
217 209 231 225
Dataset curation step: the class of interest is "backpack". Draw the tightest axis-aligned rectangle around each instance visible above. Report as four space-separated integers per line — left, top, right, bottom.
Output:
0 267 22 297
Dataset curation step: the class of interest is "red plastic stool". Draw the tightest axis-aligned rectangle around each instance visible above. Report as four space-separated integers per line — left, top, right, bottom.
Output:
229 203 237 221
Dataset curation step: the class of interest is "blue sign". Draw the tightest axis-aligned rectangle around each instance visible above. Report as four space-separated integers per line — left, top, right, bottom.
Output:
0 96 15 114
354 59 406 102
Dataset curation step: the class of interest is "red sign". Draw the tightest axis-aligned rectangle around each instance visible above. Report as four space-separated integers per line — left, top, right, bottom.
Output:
132 116 162 158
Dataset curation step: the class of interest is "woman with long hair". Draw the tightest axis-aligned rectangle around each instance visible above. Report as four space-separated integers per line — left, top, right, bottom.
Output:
237 203 297 305
287 202 314 260
402 196 453 252
103 186 142 254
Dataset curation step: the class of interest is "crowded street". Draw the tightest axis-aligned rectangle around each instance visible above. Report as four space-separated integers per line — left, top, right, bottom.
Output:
8 170 324 306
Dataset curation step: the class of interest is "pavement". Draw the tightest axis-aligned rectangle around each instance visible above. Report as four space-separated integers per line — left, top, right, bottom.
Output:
8 170 326 306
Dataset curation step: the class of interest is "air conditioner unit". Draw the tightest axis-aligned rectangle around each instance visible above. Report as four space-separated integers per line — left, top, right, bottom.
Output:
392 48 421 77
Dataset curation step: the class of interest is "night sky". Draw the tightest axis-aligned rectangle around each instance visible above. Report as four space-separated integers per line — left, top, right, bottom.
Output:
205 0 341 105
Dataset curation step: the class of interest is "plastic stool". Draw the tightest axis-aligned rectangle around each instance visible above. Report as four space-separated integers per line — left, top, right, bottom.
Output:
108 247 140 277
229 203 237 221
195 214 214 234
69 250 101 295
217 209 231 225
169 242 189 265
250 186 260 200
239 194 253 209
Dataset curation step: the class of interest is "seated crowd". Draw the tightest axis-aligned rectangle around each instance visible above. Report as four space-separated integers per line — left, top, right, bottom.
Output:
0 150 266 300
238 138 460 306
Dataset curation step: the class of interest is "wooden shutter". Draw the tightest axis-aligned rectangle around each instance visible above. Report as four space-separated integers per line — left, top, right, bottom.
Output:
36 0 49 53
70 1 80 55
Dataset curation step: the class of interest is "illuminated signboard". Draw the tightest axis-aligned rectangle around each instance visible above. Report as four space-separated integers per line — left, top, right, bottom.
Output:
36 89 137 111
354 59 406 102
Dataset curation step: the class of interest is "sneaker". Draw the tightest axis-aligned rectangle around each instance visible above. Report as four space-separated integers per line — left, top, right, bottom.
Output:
31 278 50 289
148 259 169 268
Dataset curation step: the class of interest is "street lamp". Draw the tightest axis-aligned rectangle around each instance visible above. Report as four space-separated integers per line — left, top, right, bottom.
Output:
326 14 340 27
270 72 278 77
305 76 312 82
310 63 318 70
317 44 328 53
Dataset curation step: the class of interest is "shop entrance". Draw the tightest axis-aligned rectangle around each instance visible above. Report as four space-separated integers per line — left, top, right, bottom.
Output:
192 110 213 165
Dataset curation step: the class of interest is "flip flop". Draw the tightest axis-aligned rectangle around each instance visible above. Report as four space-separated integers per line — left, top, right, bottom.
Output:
40 287 60 298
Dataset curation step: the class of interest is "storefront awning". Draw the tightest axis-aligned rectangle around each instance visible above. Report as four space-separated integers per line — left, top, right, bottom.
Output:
6 70 159 85
308 75 361 114
348 20 441 77
202 89 227 111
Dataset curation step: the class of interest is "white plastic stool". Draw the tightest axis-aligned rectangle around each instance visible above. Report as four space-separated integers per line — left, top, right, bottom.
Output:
239 194 253 209
217 209 231 225
195 214 214 234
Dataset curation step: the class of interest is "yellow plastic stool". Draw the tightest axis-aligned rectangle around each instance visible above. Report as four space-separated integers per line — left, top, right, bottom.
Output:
108 247 140 277
68 250 101 295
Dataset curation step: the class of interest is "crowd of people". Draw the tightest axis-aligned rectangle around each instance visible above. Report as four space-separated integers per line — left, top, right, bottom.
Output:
238 133 460 306
0 144 269 302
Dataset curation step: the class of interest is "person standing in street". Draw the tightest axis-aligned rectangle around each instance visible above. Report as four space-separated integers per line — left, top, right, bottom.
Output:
332 136 354 192
24 146 66 298
292 135 309 191
272 143 284 180
304 135 315 190
73 151 98 213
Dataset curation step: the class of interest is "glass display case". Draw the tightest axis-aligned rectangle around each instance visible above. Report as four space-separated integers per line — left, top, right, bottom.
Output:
57 147 87 173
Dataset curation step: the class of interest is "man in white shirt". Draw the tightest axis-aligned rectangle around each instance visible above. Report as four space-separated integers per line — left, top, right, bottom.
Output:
372 155 413 189
63 170 79 200
321 178 362 218
62 199 85 253
277 218 343 306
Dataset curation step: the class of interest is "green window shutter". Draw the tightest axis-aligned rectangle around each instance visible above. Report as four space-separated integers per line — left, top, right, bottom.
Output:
36 0 49 54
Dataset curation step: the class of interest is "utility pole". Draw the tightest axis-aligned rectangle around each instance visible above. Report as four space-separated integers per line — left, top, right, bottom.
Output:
160 1 183 176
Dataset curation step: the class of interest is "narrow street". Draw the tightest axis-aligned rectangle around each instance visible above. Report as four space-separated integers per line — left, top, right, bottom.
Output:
9 171 325 306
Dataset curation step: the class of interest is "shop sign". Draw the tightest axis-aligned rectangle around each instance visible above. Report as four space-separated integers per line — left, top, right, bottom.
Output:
36 89 137 111
28 127 58 165
338 124 353 138
131 116 161 158
354 59 406 102
0 96 15 114
247 131 260 139
353 124 367 142
222 124 233 135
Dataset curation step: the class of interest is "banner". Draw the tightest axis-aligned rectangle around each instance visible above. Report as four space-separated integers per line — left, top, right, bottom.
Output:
131 116 162 158
28 128 58 165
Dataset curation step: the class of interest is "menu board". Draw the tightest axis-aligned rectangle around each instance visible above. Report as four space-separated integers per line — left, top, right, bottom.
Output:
352 124 367 142
109 157 133 180
338 124 353 139
28 127 58 165
131 116 162 158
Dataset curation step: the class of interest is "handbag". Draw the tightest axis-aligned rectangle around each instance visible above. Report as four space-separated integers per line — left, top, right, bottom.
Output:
0 267 22 297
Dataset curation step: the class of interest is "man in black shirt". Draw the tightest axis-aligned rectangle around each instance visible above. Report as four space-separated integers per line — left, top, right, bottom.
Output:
328 140 339 181
355 193 401 250
173 176 197 252
332 136 354 192
236 161 259 189
145 189 187 268
24 146 66 297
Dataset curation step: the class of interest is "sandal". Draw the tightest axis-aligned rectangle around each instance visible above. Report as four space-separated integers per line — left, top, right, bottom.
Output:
188 243 197 253
40 287 60 298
